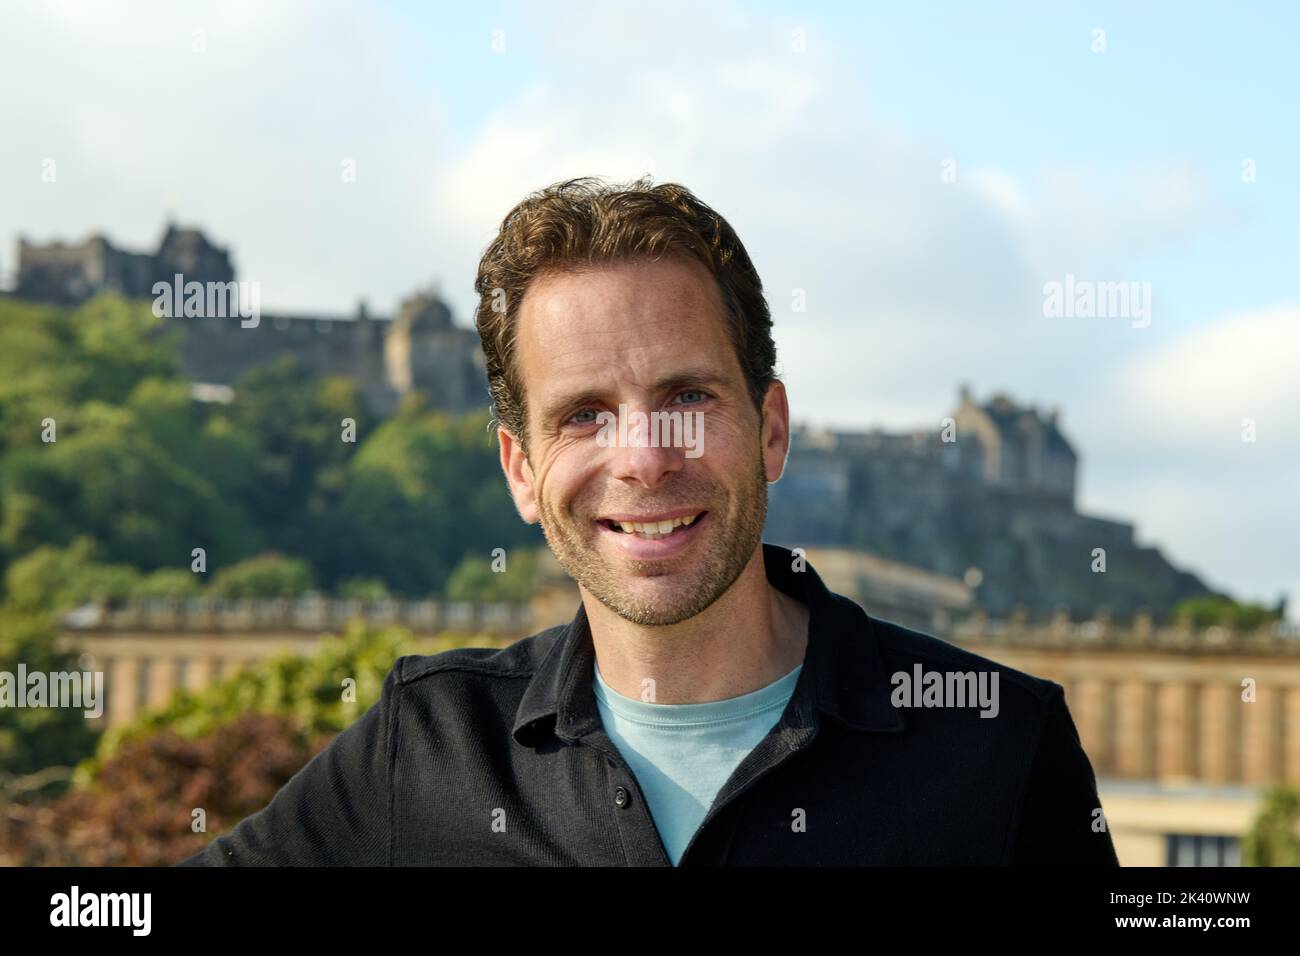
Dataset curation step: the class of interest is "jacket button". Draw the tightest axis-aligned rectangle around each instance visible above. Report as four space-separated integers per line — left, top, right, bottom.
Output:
613 786 629 808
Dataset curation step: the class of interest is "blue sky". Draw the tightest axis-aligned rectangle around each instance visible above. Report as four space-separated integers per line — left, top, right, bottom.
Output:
2 0 1296 615
409 0 1298 325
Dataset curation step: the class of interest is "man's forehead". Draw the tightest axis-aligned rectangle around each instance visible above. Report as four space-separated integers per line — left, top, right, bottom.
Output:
521 257 722 327
516 258 732 369
513 258 742 424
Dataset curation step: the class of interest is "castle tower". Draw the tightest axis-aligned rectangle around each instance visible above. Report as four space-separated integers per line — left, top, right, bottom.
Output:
950 387 1077 505
383 288 487 413
154 225 235 287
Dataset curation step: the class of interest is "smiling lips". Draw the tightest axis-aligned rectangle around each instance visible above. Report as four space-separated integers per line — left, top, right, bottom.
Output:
600 511 704 540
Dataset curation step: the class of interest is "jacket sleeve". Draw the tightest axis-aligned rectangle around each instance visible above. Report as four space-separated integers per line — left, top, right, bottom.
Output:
1009 682 1120 866
175 659 402 866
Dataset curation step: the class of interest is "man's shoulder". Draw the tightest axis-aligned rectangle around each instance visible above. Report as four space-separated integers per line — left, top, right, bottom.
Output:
851 604 1064 728
868 614 1057 697
389 623 568 690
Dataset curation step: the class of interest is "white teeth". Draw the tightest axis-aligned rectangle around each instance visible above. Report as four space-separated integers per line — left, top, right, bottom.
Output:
611 513 702 538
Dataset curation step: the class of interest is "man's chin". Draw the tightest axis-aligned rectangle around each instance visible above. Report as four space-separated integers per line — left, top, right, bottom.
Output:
582 574 717 627
600 597 710 628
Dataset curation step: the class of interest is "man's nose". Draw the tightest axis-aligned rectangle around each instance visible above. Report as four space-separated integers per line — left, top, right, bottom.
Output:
605 412 686 488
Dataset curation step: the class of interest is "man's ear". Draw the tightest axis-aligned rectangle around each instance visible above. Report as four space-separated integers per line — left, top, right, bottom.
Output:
498 425 540 524
760 380 792 484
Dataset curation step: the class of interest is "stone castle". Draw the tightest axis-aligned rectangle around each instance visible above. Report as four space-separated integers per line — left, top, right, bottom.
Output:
13 225 487 417
764 385 1219 620
13 226 1220 619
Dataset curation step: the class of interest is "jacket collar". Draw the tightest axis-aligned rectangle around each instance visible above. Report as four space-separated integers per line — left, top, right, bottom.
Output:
512 543 905 746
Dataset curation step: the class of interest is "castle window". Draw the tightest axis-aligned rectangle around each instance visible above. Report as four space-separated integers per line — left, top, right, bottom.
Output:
316 320 332 334
273 315 292 331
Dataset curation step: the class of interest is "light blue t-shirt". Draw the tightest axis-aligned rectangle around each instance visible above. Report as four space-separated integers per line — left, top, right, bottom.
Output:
593 659 803 865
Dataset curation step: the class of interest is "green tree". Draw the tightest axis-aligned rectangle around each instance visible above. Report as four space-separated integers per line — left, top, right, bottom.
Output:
445 548 538 602
0 295 195 581
208 552 315 599
331 400 540 595
337 576 392 601
1174 596 1278 629
1242 786 1300 866
0 294 180 458
209 356 372 572
0 610 101 778
130 567 204 599
1 538 141 614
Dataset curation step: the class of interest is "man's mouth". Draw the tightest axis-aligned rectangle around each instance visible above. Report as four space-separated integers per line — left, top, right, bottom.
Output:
597 511 707 540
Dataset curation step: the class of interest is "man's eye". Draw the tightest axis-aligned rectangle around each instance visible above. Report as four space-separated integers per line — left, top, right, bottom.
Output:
570 409 598 425
674 390 709 405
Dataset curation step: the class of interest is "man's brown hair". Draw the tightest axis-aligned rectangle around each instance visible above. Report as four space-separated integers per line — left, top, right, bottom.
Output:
472 175 778 452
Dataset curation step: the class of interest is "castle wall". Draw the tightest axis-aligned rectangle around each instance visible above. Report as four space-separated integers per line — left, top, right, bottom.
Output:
16 229 235 304
15 238 153 304
169 312 398 410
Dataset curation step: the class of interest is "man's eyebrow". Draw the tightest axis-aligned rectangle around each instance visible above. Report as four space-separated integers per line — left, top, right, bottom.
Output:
539 368 733 423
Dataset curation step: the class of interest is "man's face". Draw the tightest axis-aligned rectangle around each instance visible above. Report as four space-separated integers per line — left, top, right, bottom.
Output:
500 255 790 626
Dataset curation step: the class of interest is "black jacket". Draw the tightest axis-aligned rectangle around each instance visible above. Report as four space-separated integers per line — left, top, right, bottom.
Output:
179 543 1119 866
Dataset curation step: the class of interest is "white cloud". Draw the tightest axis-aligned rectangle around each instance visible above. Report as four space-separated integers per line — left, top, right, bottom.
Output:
1070 305 1300 612
1116 304 1299 455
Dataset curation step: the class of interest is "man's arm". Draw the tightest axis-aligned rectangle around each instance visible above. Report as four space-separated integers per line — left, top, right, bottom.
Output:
1009 682 1120 866
175 658 402 866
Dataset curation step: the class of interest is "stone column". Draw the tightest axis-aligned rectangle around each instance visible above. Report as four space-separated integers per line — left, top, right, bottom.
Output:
146 650 176 712
1073 677 1110 775
84 655 112 730
106 657 141 730
1284 688 1300 787
1155 680 1193 780
188 656 220 693
1241 681 1280 786
1198 683 1237 783
1115 679 1152 778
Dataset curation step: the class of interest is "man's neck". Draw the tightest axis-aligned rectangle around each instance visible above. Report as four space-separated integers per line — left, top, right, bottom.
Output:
581 546 811 705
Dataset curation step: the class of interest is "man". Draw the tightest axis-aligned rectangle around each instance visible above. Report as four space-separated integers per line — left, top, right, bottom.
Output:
180 176 1119 866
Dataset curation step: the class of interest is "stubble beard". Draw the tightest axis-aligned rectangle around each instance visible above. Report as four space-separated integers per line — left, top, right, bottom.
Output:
536 448 769 627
